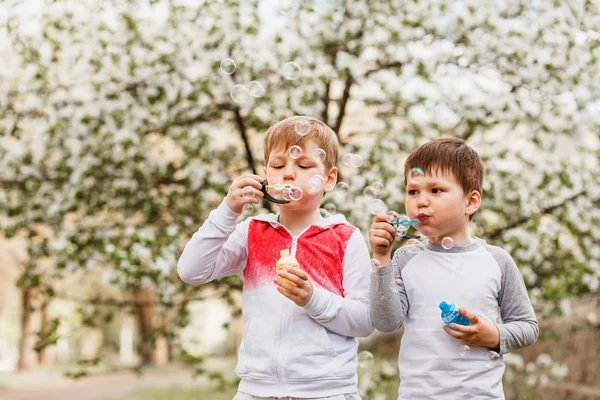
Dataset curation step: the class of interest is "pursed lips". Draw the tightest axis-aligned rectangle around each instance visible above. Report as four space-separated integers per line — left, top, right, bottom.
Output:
417 214 431 223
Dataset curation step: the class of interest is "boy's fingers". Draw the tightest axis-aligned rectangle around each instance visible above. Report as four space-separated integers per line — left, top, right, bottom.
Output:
371 237 392 250
443 325 462 339
459 308 480 324
374 214 393 223
274 277 301 293
285 267 308 280
238 176 264 190
450 323 473 334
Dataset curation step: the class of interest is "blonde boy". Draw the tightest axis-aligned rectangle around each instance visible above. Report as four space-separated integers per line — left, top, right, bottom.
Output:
368 138 538 399
178 116 372 400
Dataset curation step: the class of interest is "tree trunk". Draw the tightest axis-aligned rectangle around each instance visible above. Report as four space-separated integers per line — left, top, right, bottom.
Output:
37 300 51 365
133 287 169 366
152 311 169 366
17 286 37 371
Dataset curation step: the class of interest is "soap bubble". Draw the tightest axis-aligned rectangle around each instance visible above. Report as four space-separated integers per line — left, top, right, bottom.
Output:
343 153 363 168
371 259 381 268
289 145 303 159
363 185 378 199
230 84 250 103
220 58 236 74
441 237 454 250
289 186 303 201
242 203 254 216
370 199 388 215
372 181 384 194
307 175 326 194
387 210 399 222
247 81 265 98
397 214 412 227
405 238 425 253
242 186 255 199
282 189 292 201
294 119 311 136
324 202 337 214
334 182 350 197
408 167 425 184
283 62 302 80
312 148 326 163
458 344 470 357
485 351 501 368
357 351 374 368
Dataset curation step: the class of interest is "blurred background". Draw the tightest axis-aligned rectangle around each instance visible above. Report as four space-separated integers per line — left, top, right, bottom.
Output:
0 0 599 399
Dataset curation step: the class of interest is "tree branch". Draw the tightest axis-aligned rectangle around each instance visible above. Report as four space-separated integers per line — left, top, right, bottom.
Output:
487 190 588 240
334 75 353 141
321 80 330 124
365 61 403 77
233 107 256 174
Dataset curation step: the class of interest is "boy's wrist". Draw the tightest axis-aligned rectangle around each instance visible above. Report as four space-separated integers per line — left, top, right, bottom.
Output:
372 254 391 266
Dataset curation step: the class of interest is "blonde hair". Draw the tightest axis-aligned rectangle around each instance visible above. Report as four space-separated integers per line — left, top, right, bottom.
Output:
263 116 339 170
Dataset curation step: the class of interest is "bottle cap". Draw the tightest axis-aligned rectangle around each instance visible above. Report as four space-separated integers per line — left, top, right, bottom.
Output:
280 249 290 258
439 301 451 311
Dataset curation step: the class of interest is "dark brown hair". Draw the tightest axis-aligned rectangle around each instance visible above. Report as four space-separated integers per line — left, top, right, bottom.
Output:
404 138 484 219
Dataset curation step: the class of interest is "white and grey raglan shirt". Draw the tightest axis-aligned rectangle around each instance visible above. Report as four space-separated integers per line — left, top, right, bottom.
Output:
370 237 539 400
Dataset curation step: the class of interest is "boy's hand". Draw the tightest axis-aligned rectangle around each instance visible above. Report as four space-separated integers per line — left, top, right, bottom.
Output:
274 267 314 307
225 173 264 213
369 214 398 264
443 308 500 349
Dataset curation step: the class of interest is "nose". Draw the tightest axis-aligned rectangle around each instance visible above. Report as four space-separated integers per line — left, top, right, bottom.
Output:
283 164 295 181
416 192 429 208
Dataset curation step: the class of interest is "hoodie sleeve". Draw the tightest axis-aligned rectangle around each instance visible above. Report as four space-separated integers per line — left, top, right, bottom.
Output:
485 245 539 355
369 248 413 333
177 200 249 285
302 228 374 337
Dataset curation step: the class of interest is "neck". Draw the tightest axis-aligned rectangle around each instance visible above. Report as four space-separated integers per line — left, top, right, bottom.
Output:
428 227 473 247
278 208 323 237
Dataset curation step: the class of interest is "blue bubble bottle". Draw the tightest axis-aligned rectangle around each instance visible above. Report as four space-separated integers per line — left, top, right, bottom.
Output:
439 301 470 330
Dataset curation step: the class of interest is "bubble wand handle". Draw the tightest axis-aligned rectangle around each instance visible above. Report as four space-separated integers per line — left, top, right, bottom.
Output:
260 180 291 204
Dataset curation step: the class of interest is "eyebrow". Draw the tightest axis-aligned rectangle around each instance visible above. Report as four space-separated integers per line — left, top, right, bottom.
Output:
406 179 450 187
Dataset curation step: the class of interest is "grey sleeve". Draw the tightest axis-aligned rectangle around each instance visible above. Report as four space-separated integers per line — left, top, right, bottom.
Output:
486 245 539 355
369 248 413 333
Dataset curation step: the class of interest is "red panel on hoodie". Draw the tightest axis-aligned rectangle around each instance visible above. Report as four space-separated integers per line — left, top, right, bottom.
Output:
245 220 355 297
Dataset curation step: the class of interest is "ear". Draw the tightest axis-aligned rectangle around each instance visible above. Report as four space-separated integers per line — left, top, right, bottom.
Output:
465 190 481 216
323 166 338 192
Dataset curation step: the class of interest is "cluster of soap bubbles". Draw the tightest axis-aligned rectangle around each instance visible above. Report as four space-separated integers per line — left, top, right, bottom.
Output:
220 57 302 103
341 153 364 168
241 183 303 214
287 144 327 164
457 345 502 369
268 183 304 202
230 81 265 103
387 211 420 237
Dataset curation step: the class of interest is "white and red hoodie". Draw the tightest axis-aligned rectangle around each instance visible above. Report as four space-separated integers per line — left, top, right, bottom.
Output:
177 200 373 398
